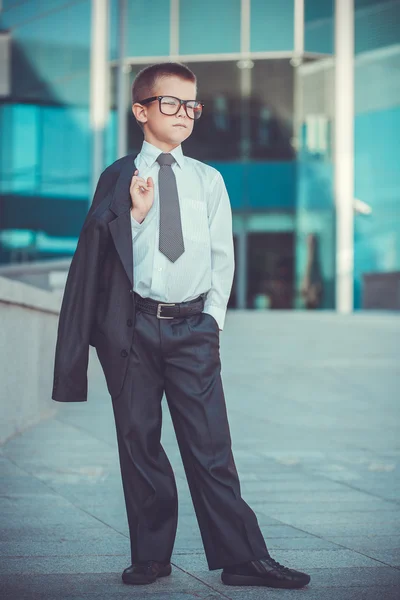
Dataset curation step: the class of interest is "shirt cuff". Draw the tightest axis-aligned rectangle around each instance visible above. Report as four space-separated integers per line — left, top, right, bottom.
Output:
202 304 226 331
130 212 144 231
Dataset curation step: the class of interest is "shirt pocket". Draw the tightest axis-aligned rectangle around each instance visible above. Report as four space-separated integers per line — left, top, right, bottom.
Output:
181 197 209 244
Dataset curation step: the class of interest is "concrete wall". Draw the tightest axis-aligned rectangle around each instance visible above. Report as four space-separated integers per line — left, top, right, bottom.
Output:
0 275 61 444
0 258 70 293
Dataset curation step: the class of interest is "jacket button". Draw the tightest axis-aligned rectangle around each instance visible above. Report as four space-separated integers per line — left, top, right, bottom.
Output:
127 319 133 327
120 349 128 357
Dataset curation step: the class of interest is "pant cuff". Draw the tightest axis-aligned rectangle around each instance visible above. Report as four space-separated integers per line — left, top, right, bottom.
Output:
207 550 270 571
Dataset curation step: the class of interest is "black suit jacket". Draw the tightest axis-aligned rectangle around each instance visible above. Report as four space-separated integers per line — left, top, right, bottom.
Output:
52 154 138 402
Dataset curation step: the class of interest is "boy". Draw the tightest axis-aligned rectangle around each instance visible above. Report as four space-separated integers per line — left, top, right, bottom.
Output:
52 62 310 589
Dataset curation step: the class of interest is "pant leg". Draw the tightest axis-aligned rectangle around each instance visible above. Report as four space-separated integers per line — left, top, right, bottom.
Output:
162 311 269 570
111 310 178 564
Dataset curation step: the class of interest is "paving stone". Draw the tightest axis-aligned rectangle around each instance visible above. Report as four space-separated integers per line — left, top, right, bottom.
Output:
163 566 400 597
263 537 341 551
0 554 129 574
226 585 400 600
272 509 400 526
259 524 316 538
355 549 400 567
0 537 130 557
290 522 400 537
173 548 382 571
256 499 398 512
0 524 126 543
0 571 224 599
306 566 400 587
325 535 400 551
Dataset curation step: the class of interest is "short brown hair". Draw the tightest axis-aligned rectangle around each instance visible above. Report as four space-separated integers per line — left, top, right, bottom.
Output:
131 62 197 131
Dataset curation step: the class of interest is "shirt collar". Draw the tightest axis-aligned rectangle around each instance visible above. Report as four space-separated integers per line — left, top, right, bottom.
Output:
139 140 185 169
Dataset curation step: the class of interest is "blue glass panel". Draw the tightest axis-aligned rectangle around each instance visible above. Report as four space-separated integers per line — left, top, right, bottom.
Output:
0 105 13 193
296 174 335 307
295 114 336 309
126 0 170 57
305 0 333 22
206 162 296 210
180 0 241 54
354 210 400 308
105 109 118 166
247 162 295 208
13 105 39 193
206 163 244 208
2 1 90 45
6 0 91 105
355 1 400 54
250 0 294 52
0 105 39 194
109 0 119 61
354 106 400 307
40 107 90 198
297 160 334 210
355 0 390 9
304 0 334 54
2 0 24 9
0 104 90 198
0 1 69 28
305 0 400 56
355 107 400 213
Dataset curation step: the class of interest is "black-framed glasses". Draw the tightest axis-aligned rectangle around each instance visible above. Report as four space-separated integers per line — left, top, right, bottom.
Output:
137 95 204 120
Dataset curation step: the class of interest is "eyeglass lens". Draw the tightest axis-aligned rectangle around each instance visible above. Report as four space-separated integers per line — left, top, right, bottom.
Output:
160 96 202 119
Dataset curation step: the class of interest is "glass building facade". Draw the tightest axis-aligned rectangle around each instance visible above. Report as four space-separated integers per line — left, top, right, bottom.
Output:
1 0 399 310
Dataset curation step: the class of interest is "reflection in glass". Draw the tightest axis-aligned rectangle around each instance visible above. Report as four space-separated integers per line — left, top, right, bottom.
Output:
294 57 335 309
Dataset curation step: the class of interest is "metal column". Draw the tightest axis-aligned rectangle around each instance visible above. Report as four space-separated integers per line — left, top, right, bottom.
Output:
236 0 251 310
334 0 354 312
117 0 128 158
236 219 248 310
90 0 109 197
294 0 304 58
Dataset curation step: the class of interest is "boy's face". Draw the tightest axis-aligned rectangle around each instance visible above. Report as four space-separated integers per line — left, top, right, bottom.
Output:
133 76 197 149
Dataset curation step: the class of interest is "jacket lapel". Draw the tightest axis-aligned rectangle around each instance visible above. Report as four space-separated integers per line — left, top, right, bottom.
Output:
108 156 137 287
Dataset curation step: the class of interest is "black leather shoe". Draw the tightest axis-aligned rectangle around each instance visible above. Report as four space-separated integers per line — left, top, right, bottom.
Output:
122 561 172 585
221 553 311 589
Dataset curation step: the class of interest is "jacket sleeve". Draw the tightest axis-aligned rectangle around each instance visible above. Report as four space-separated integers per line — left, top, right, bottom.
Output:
51 177 110 403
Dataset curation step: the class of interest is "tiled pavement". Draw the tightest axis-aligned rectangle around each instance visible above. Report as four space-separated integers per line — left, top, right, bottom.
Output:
1 311 400 599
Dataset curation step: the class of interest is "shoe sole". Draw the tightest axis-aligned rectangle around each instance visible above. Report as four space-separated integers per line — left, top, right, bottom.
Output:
221 572 310 589
122 564 172 585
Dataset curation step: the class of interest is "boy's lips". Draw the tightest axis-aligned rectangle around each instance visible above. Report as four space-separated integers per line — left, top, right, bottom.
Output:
173 124 187 128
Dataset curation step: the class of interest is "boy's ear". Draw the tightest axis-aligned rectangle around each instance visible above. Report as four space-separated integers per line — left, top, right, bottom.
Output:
132 103 147 125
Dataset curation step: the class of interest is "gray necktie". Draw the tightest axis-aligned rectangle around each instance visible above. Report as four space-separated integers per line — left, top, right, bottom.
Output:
157 153 185 263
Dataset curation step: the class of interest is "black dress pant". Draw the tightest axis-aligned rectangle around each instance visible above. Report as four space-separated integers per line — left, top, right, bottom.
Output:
110 308 269 570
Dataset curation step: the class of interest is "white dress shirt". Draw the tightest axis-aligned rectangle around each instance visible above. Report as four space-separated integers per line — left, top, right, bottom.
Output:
130 140 235 330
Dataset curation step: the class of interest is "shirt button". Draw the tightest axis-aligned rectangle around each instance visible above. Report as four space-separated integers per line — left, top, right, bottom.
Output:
120 349 128 358
158 267 162 272
127 319 133 327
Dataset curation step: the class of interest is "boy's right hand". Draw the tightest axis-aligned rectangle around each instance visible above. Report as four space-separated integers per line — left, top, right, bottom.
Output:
130 169 154 223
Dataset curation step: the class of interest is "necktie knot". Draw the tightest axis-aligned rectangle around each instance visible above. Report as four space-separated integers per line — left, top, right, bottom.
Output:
157 153 175 167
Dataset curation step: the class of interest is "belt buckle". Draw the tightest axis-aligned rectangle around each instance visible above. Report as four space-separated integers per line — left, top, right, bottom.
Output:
157 302 176 319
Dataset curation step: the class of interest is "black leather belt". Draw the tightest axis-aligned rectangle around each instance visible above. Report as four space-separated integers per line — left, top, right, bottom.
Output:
134 292 205 319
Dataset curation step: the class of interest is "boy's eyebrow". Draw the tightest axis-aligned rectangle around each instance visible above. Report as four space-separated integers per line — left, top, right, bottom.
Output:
157 95 198 100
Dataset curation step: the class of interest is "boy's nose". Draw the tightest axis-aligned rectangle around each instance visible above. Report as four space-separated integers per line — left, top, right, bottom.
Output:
177 104 187 117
